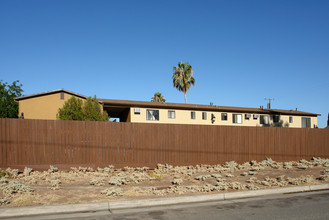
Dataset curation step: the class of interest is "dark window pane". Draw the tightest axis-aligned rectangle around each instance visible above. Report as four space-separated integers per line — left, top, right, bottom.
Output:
202 112 207 120
273 115 280 123
302 117 311 128
260 115 269 125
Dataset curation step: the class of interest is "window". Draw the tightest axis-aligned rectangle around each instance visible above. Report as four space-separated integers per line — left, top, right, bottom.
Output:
245 114 251 120
273 115 280 123
134 108 141 115
191 111 196 119
202 112 207 120
168 110 175 119
253 114 259 120
146 109 159 121
232 114 242 124
289 116 293 123
60 92 64 100
260 115 269 125
221 113 227 121
302 117 311 128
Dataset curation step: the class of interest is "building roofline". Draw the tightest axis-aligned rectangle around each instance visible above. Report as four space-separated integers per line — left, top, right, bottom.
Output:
13 89 320 117
99 99 320 117
268 109 321 117
14 89 88 101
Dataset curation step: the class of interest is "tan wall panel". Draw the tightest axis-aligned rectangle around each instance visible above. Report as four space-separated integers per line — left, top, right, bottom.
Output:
281 115 318 128
18 93 84 120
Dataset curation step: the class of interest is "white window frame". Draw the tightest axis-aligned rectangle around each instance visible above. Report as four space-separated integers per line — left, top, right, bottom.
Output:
233 114 242 124
146 109 159 121
260 115 269 125
191 111 196 120
168 110 175 119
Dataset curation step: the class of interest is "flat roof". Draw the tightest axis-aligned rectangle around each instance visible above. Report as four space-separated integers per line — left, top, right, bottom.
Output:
100 99 320 117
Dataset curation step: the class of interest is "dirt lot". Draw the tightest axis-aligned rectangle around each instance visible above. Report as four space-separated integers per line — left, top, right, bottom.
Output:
1 158 329 208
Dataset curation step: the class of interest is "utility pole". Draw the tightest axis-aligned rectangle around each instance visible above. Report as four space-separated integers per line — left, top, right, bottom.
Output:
265 98 274 109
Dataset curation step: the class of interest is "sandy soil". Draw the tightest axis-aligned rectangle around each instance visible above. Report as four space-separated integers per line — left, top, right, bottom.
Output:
1 158 329 208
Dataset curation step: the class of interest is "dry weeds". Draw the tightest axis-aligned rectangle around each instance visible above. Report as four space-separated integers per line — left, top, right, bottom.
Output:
0 157 329 208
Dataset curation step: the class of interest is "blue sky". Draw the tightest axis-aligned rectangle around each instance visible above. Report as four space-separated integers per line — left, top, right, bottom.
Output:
1 0 328 127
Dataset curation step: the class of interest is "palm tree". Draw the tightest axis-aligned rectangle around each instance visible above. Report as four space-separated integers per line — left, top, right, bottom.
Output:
151 92 166 103
172 62 196 104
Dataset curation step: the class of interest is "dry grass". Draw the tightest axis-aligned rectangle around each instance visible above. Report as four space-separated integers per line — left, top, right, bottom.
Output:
1 157 329 208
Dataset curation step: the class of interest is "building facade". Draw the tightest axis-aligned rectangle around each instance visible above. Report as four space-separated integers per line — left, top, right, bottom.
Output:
14 89 87 120
15 89 319 128
100 99 319 128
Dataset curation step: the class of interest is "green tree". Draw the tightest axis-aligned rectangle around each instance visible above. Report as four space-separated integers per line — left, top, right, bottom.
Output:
151 92 166 103
0 80 23 118
57 96 84 120
172 62 195 104
83 95 109 121
57 95 109 121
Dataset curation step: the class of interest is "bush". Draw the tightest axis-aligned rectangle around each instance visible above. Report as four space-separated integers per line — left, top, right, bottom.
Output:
83 96 109 121
57 96 84 120
57 95 109 121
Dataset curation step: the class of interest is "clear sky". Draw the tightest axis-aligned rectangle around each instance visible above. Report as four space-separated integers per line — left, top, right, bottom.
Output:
1 0 328 127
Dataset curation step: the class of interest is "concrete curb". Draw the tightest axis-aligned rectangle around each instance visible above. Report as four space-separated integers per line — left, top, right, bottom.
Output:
1 183 329 219
109 193 225 210
0 202 109 219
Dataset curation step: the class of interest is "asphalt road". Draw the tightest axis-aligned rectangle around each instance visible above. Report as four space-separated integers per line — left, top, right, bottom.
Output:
12 190 329 220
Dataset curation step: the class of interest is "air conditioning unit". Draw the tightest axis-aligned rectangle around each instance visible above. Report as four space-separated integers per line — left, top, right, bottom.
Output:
245 114 251 119
134 108 141 114
253 114 259 119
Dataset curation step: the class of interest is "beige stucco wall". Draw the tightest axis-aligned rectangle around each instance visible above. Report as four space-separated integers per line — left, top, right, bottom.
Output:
280 115 318 128
129 107 318 128
18 92 84 120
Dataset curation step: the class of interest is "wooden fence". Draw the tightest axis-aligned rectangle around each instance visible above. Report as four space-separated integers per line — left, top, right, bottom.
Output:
1 118 329 170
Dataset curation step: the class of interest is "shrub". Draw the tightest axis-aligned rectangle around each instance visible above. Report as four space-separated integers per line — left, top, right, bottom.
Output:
57 95 109 121
101 188 123 197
